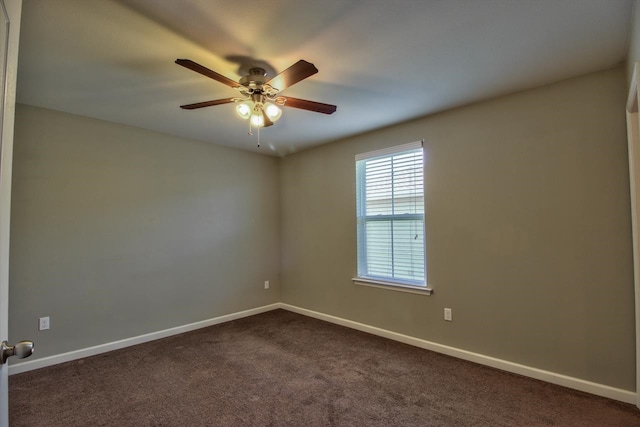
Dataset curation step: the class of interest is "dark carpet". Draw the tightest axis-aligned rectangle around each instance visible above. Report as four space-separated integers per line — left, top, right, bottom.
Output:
9 309 640 426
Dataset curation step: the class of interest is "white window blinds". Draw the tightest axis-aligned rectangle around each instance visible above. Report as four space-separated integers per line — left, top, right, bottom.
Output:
356 141 426 286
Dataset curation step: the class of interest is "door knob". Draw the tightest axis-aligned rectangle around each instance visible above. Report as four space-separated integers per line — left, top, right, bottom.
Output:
1 340 34 364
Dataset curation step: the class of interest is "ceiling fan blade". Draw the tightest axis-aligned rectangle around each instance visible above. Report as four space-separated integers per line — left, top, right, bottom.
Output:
175 59 240 89
179 98 236 110
281 96 337 114
266 60 318 91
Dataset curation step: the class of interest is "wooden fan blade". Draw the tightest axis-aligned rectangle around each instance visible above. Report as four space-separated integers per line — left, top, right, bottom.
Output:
180 98 236 110
175 59 240 89
266 60 318 91
281 96 337 114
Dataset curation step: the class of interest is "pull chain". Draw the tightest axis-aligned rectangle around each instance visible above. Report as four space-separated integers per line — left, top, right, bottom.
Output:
246 119 261 148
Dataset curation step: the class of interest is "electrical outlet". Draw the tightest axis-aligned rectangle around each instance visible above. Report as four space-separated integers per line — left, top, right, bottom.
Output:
264 281 270 289
39 316 50 331
444 308 452 322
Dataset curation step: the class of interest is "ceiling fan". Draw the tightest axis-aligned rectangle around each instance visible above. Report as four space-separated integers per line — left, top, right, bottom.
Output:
175 59 337 131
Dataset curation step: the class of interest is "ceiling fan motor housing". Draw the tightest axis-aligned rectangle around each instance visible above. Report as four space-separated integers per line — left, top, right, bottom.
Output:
239 68 268 91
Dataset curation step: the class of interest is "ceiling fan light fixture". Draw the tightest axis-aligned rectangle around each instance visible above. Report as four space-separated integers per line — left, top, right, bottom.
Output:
235 101 252 120
250 113 265 127
176 58 337 144
264 103 282 122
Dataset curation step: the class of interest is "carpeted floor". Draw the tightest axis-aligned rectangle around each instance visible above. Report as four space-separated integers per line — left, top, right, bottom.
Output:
9 309 640 426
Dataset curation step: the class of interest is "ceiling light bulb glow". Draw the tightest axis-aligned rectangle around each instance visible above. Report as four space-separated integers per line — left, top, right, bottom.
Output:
250 113 264 127
265 103 282 122
235 102 252 120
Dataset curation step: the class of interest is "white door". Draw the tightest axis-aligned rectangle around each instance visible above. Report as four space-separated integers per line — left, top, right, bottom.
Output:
0 1 22 426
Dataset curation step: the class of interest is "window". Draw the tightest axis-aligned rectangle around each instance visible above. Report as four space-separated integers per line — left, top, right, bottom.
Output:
354 141 428 292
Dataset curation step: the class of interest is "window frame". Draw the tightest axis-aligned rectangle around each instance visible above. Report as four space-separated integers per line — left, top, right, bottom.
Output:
352 141 432 295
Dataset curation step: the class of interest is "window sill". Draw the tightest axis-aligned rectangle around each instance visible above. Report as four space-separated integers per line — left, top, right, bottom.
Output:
352 278 433 296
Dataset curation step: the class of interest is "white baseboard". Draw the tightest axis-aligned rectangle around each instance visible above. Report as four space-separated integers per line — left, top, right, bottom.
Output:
279 303 637 405
8 303 280 375
9 301 636 405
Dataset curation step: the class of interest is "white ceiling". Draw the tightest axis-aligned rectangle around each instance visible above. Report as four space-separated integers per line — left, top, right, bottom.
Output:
17 0 634 156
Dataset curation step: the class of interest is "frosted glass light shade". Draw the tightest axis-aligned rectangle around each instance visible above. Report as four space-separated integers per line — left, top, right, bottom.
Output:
264 103 282 122
235 102 252 120
250 113 264 127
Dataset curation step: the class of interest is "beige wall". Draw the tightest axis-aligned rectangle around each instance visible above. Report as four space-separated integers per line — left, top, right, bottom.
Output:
9 104 280 359
280 67 635 391
628 0 640 81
